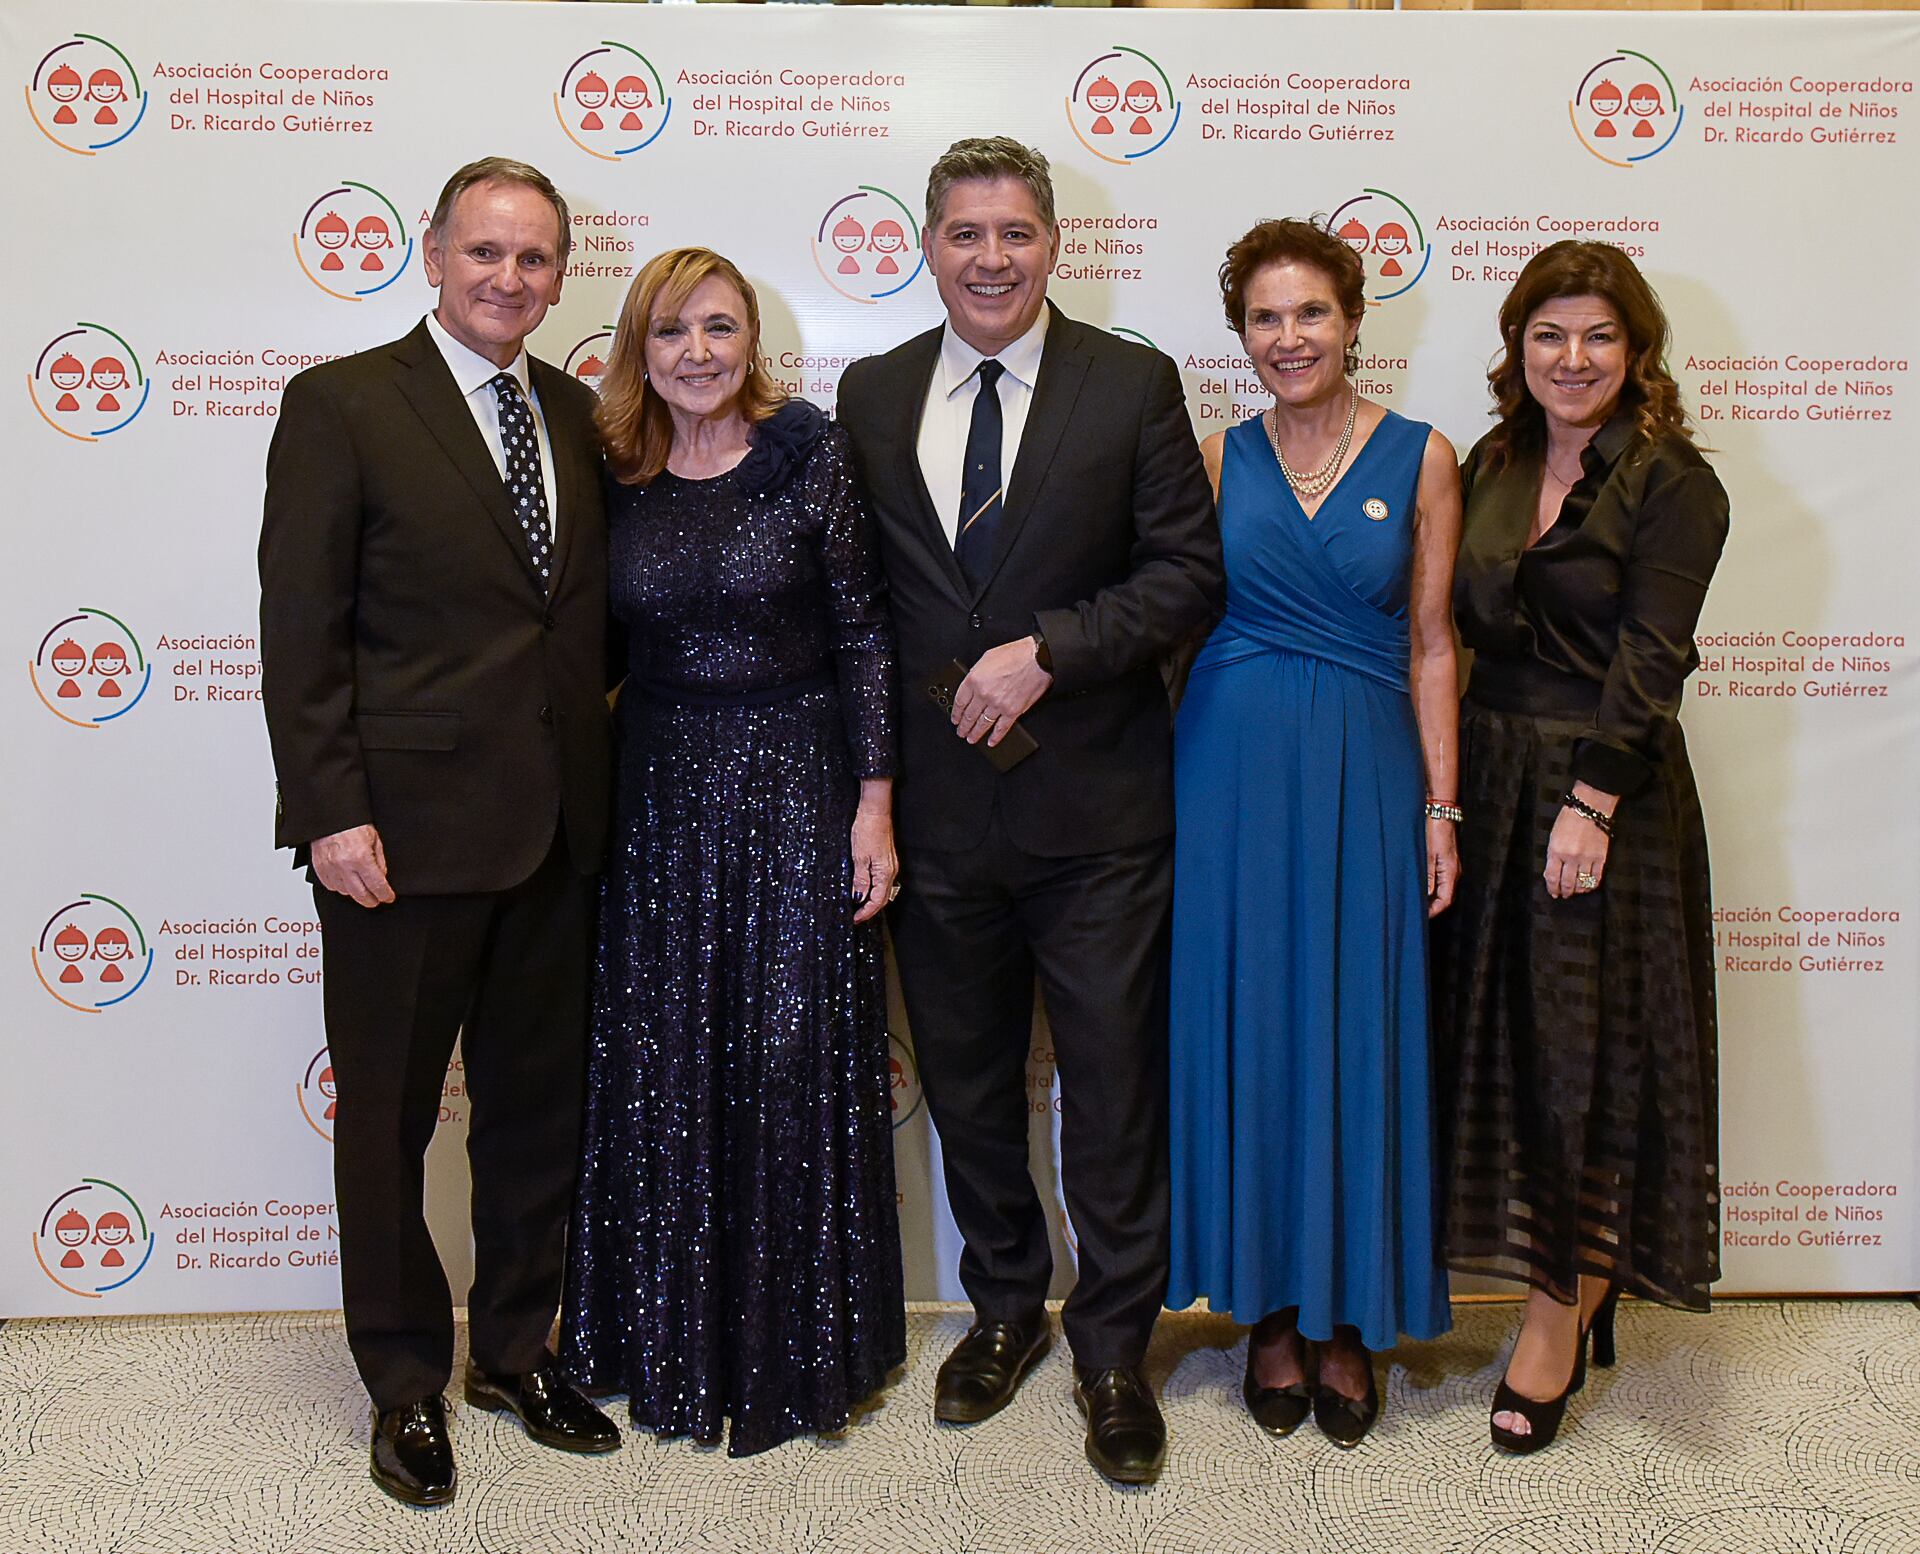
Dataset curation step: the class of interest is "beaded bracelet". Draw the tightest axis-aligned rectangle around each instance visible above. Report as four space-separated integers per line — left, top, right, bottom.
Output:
1424 800 1464 824
1560 791 1616 837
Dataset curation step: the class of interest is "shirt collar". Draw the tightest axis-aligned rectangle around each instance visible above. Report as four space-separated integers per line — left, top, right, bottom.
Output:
1585 407 1638 471
935 305 1050 400
424 311 531 402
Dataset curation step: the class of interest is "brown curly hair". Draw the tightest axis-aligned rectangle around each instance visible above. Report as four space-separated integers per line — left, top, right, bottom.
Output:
1481 240 1692 473
1217 217 1365 374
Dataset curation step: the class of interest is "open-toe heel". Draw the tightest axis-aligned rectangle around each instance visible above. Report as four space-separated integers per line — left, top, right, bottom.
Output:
1489 1371 1574 1455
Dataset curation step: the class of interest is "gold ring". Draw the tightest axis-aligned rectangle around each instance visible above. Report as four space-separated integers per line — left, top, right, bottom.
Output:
1576 872 1597 891
887 881 902 903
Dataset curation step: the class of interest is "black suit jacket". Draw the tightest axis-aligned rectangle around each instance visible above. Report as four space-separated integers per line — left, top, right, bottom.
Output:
259 320 611 895
837 307 1223 857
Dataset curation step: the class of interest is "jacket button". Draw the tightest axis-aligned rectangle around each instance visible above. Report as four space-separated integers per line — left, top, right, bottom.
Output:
538 705 554 726
969 613 982 629
543 612 556 631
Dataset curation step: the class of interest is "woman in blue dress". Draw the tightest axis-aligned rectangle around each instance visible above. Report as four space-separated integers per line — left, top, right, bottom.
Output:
1168 218 1462 1447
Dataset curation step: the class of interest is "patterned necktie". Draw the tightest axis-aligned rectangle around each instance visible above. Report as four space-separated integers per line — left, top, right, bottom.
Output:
954 359 1005 591
490 372 553 591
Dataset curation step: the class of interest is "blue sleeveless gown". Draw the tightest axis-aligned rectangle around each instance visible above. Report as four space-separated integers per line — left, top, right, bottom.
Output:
1168 411 1449 1349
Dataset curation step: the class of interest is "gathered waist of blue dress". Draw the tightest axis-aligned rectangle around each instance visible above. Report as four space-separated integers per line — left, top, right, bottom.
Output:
634 668 836 708
1193 617 1409 693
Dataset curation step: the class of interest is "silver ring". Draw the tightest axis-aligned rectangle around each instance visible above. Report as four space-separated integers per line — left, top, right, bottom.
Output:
1576 872 1598 891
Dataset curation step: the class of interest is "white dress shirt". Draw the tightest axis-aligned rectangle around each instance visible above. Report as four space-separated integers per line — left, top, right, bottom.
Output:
424 311 559 539
916 308 1050 548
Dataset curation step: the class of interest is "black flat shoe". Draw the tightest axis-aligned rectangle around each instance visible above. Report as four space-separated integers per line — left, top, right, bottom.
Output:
1312 1364 1380 1449
1242 1345 1313 1438
370 1397 455 1506
933 1314 1052 1424
1072 1365 1167 1485
463 1361 621 1453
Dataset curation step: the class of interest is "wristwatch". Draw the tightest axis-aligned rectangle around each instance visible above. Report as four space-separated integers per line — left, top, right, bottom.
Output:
1030 630 1053 674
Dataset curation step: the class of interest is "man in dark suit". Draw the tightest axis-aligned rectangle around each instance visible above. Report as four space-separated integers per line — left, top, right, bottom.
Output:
836 137 1223 1485
259 157 618 1506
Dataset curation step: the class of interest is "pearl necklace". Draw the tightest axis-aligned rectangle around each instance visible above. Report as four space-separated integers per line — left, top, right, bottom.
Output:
1266 389 1357 499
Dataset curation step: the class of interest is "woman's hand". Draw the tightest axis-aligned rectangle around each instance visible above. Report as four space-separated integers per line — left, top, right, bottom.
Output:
1544 781 1616 899
850 778 898 923
1425 817 1459 917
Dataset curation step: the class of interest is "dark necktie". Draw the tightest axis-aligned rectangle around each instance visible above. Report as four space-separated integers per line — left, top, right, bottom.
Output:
954 359 1005 591
490 372 553 591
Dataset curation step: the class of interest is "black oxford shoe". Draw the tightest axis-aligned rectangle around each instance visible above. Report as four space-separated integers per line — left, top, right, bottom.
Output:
933 1314 1052 1424
1072 1365 1167 1485
463 1361 621 1453
370 1397 455 1507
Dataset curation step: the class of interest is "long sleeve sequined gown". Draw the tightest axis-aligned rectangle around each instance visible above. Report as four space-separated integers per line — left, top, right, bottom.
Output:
560 399 905 1456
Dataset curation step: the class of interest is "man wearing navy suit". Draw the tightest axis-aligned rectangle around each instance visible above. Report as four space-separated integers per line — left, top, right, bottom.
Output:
260 157 618 1506
836 137 1223 1485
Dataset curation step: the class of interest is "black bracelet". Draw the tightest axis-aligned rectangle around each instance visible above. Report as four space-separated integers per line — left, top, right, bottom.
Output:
1560 791 1615 837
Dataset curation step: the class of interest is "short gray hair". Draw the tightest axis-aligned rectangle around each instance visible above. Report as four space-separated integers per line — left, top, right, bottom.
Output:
429 156 573 263
924 137 1056 233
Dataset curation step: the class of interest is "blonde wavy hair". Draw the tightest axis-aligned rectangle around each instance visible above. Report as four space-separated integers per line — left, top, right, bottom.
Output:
597 247 787 484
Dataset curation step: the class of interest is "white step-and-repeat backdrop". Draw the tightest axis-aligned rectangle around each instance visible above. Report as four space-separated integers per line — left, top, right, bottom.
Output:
5 0 1917 1317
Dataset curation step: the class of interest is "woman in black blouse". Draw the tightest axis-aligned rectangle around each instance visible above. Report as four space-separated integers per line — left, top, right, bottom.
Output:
1436 241 1729 1453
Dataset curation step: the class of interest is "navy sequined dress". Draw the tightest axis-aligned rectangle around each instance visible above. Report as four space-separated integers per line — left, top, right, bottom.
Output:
560 399 905 1456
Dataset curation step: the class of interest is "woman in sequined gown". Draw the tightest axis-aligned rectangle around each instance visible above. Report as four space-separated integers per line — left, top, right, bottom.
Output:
560 248 905 1456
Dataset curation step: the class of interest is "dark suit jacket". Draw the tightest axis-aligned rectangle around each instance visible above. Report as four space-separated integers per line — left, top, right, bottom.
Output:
837 306 1223 858
259 320 611 895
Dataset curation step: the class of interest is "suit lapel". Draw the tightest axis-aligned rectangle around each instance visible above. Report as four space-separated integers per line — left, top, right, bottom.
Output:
887 329 971 602
973 306 1090 601
529 356 580 598
390 322 541 590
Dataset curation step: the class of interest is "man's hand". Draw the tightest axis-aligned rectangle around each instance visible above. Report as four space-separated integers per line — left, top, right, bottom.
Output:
311 824 396 908
952 638 1053 746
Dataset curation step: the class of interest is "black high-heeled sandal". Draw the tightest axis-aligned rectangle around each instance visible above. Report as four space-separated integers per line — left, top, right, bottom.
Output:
1490 1286 1620 1453
1587 1285 1621 1372
1242 1315 1313 1438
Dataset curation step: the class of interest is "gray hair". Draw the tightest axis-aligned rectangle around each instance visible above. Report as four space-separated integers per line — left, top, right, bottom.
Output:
428 156 573 263
924 137 1056 233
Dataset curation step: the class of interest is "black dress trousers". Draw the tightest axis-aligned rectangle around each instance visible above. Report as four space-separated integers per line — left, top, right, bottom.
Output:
889 805 1173 1371
314 830 595 1410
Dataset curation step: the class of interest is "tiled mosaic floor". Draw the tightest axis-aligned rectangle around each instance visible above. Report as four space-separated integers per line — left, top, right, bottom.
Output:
2 1301 1917 1553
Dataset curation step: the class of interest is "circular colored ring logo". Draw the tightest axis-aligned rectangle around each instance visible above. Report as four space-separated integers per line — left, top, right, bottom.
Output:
888 1034 924 1131
563 329 617 395
29 324 149 440
556 43 672 160
27 34 146 155
295 182 414 301
30 607 151 728
35 1179 155 1296
298 1048 338 1142
1328 189 1432 305
1571 51 1684 167
814 187 925 304
33 893 154 1012
1067 48 1180 166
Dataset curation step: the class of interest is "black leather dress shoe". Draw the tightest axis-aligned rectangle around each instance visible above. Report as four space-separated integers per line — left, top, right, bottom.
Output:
933 1314 1052 1424
463 1361 621 1453
1072 1365 1167 1485
370 1397 455 1507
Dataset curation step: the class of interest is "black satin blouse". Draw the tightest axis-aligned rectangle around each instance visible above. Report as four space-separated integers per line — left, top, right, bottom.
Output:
1454 411 1730 797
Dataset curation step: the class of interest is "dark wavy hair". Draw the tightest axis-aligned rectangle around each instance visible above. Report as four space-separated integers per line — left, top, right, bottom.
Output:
1481 240 1692 473
1217 216 1366 374
597 247 787 485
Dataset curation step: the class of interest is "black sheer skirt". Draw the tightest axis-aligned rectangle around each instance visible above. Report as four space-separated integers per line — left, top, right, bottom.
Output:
1434 686 1720 1310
